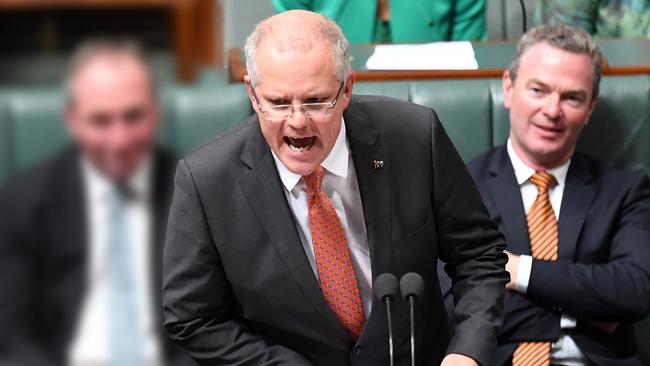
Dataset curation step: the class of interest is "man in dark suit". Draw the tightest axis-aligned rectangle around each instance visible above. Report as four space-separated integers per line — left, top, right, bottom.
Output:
163 10 508 366
467 25 650 366
0 41 195 366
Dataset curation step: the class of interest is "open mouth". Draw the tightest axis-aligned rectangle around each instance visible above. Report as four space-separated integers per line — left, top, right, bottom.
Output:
284 136 316 153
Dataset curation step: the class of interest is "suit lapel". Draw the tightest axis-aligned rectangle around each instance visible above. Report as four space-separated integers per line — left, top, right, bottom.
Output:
343 102 393 342
486 147 531 255
48 148 88 341
344 103 392 277
558 154 596 260
238 120 348 337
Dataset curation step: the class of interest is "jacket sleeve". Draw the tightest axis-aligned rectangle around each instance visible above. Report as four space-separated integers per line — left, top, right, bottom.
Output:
450 0 488 41
430 111 509 366
526 174 650 322
0 184 57 366
162 159 312 365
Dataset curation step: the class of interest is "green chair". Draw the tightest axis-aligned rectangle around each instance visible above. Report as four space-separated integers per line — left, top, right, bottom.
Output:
410 79 495 162
577 76 650 175
163 83 253 154
0 92 12 183
7 90 69 174
353 81 411 102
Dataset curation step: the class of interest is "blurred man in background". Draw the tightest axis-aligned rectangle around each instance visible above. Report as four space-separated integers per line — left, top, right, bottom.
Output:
468 24 650 365
0 40 195 366
272 0 487 43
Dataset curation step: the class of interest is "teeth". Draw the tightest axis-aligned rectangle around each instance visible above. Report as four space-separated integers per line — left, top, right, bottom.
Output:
289 144 309 152
285 136 314 153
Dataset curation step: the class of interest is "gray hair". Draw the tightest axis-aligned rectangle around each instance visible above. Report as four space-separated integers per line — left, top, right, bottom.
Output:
243 15 351 87
508 24 603 98
64 39 155 105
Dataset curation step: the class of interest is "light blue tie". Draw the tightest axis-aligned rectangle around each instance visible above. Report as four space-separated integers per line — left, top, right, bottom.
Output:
106 187 141 366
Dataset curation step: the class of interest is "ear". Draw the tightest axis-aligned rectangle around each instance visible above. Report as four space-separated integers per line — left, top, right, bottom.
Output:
244 75 259 113
64 102 80 138
502 70 514 110
344 72 355 97
339 72 355 109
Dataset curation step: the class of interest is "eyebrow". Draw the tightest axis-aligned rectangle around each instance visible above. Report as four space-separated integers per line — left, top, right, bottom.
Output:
261 90 332 102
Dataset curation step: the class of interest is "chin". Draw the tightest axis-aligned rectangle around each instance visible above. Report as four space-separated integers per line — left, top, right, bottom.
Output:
283 159 320 176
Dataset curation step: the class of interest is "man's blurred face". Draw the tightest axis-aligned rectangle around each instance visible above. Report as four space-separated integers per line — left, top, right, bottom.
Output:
66 56 158 181
504 42 596 169
245 42 353 176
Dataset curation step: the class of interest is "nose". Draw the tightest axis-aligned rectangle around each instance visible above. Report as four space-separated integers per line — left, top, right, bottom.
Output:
109 119 132 150
542 94 562 120
285 106 309 130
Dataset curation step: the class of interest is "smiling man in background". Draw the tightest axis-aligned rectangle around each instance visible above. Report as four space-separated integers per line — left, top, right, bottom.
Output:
163 9 508 366
468 24 650 365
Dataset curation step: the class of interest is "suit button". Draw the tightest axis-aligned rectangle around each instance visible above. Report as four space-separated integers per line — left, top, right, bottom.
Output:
427 19 434 27
352 347 361 356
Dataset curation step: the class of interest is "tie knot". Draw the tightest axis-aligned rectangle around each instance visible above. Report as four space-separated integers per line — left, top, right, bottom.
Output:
530 171 556 193
303 166 325 193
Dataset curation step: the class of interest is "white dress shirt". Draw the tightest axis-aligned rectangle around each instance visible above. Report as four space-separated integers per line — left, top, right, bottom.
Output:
507 139 586 366
68 156 163 366
272 120 374 317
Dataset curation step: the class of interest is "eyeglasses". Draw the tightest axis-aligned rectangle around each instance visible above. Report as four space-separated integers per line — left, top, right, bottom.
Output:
251 82 345 122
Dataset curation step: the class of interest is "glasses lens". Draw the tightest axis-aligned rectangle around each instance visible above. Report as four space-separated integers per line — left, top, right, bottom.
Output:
303 104 332 120
265 105 292 121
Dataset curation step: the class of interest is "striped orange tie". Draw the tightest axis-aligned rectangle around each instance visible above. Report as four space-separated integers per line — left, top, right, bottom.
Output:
512 171 557 366
304 166 366 340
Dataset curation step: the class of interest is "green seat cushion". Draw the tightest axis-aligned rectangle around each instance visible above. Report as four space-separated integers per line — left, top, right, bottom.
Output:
411 79 495 162
164 83 253 154
7 90 68 173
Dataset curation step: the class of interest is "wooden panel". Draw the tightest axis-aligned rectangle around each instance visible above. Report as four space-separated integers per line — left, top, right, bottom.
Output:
0 0 224 81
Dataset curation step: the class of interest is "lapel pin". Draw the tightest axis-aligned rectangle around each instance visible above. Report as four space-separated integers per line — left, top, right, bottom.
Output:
373 160 385 170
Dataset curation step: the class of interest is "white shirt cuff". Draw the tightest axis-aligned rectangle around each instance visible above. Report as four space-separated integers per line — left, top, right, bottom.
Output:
560 313 577 329
514 255 533 293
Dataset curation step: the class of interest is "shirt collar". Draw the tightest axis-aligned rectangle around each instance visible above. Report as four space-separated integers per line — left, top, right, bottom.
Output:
506 138 570 187
82 153 153 203
272 118 349 193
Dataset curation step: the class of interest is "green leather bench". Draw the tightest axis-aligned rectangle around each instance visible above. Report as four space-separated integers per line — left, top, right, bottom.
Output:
2 76 648 178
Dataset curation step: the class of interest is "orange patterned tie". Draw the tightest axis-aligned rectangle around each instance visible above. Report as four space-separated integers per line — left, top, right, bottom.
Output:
304 166 366 339
512 171 558 366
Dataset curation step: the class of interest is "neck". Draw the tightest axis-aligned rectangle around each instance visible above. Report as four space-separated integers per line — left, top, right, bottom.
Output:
510 138 572 171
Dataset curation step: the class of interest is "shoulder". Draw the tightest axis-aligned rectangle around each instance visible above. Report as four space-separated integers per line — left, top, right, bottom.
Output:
183 117 256 166
0 147 79 222
575 153 649 191
467 146 503 179
348 94 439 138
179 116 259 186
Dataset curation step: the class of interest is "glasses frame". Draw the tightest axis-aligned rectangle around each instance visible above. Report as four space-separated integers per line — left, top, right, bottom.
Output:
251 81 345 121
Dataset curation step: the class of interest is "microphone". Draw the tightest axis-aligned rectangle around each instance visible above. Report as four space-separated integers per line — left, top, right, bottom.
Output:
400 272 425 366
373 273 399 366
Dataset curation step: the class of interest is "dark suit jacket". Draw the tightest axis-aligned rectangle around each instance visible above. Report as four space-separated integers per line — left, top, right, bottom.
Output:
468 145 650 366
163 95 509 366
0 146 196 366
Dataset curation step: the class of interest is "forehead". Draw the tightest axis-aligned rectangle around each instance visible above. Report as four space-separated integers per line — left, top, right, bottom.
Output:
516 42 594 91
70 57 153 109
255 41 337 91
